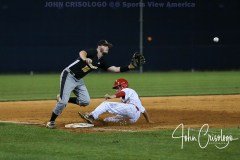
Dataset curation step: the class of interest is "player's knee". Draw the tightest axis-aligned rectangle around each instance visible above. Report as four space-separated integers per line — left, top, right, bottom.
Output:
78 96 90 107
76 96 90 106
79 102 89 107
101 101 111 105
99 101 110 108
78 100 90 107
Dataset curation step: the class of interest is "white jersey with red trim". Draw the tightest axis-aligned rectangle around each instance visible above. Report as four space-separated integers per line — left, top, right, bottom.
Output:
120 88 145 113
90 87 146 124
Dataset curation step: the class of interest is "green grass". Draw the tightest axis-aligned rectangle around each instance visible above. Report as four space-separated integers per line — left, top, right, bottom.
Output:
1 71 240 159
0 123 239 160
0 71 240 101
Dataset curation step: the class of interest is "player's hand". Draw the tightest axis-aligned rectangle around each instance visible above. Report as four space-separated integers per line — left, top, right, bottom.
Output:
84 58 98 69
88 63 98 70
104 94 111 100
84 58 92 64
104 94 117 100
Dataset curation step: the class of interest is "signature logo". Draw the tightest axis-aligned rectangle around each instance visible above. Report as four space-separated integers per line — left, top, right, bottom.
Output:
172 124 239 149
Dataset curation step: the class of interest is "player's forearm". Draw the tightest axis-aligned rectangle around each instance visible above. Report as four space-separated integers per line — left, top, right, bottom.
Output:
107 65 134 73
104 94 116 99
79 51 87 61
107 66 120 72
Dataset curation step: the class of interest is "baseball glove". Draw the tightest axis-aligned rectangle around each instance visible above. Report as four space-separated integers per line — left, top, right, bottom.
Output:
130 52 146 68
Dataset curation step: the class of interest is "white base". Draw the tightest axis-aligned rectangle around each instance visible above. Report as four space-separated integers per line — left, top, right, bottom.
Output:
65 123 94 128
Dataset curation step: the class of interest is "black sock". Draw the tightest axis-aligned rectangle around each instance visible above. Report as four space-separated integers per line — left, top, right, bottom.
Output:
50 112 58 122
89 115 94 120
68 97 78 104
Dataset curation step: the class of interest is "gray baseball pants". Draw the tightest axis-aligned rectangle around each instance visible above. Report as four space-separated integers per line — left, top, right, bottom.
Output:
53 68 90 115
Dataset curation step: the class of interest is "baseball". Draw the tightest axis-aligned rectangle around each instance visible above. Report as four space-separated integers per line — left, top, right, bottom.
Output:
213 37 219 43
147 36 152 42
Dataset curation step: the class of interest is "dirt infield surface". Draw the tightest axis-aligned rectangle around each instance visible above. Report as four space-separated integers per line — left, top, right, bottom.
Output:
0 95 239 132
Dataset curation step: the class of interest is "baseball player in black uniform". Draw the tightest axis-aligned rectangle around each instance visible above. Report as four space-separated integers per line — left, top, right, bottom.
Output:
46 40 145 128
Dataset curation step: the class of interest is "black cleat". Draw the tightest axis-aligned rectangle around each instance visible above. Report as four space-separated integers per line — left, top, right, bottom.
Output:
78 112 94 124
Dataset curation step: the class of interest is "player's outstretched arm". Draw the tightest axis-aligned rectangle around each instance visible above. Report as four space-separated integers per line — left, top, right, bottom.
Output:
142 110 154 124
107 64 134 73
107 52 145 73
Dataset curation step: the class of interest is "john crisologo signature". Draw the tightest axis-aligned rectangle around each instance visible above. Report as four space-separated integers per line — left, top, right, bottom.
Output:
172 124 239 149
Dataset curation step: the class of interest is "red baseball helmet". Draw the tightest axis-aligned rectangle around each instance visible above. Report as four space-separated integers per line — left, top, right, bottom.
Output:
112 78 128 89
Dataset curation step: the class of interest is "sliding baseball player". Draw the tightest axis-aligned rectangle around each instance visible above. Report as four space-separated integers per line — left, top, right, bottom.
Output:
79 78 153 124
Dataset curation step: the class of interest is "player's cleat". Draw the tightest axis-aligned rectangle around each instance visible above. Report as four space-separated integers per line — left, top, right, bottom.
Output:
56 94 61 102
78 112 94 124
46 121 56 129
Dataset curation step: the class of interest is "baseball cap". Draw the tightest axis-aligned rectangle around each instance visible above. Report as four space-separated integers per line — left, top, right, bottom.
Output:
97 40 113 48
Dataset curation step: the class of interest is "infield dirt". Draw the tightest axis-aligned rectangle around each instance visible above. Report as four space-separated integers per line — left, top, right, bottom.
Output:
0 95 239 133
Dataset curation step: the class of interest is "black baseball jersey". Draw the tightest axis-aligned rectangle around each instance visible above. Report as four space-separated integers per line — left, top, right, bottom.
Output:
67 49 111 79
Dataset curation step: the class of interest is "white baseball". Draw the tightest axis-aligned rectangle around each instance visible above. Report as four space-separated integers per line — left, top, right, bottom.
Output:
213 37 219 42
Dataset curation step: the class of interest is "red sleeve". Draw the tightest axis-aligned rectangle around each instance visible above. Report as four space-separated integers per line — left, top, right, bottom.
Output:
115 91 125 98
